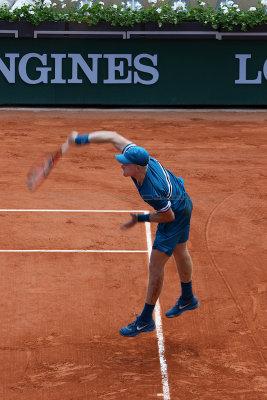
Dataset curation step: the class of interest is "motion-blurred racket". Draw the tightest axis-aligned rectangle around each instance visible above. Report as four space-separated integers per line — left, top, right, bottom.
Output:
26 138 70 192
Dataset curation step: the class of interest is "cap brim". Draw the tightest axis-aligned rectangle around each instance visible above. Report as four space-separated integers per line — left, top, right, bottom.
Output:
115 154 131 164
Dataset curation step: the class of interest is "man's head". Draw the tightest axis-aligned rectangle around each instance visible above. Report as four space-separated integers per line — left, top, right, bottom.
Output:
115 146 149 166
115 146 149 179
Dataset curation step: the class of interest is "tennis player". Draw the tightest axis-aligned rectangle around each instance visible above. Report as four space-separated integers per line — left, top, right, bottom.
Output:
69 130 199 337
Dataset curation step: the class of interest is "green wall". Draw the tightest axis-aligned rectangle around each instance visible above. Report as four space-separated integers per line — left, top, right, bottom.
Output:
0 38 267 105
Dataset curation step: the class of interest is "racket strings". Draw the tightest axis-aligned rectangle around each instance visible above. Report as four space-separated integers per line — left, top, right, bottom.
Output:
26 144 65 192
26 154 54 191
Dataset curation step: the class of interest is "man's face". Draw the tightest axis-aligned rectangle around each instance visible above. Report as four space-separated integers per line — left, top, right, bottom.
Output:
121 163 138 177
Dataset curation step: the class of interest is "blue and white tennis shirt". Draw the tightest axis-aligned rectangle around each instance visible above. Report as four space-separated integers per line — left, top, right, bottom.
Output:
122 144 187 214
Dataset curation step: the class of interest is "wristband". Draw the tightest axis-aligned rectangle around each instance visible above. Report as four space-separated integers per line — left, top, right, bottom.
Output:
137 214 150 222
75 134 90 145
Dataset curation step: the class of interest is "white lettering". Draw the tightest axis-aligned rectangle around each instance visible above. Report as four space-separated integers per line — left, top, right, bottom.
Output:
263 59 267 81
103 54 132 84
134 54 159 85
0 52 159 85
235 54 262 84
19 53 51 85
51 54 66 84
68 54 101 84
0 53 19 83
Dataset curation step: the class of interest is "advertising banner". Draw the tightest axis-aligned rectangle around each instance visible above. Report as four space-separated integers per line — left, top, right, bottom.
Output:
0 38 267 105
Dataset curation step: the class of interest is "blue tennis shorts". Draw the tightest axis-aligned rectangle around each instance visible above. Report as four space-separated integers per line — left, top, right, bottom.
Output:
152 194 193 257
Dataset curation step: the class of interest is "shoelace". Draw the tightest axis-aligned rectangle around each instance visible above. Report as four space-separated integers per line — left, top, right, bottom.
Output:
175 297 182 305
176 297 193 307
128 313 140 327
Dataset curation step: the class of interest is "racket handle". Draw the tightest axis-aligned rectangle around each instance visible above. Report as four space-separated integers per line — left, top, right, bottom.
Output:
68 131 79 144
61 140 70 155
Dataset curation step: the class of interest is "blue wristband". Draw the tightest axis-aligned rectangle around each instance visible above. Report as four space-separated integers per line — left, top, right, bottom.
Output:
75 134 90 145
137 214 150 222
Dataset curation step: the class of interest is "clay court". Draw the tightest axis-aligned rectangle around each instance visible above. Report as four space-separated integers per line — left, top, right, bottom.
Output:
0 109 266 400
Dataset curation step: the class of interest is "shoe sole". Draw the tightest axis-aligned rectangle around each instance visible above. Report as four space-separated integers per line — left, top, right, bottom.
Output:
165 301 200 318
119 324 156 337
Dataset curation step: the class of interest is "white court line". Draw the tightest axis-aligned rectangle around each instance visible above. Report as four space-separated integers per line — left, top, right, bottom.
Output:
145 216 171 400
0 250 148 253
0 209 148 253
1 107 267 112
1 207 171 398
0 209 146 213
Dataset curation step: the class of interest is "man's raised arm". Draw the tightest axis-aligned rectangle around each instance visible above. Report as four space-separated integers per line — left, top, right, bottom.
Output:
69 130 132 152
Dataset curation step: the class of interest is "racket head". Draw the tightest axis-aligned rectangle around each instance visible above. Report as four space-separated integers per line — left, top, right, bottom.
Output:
26 153 54 191
26 140 68 192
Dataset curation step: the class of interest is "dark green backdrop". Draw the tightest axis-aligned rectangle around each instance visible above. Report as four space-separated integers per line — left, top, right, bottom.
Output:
0 38 266 105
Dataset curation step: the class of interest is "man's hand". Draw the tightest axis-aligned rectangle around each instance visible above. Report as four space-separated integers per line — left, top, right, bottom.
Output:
120 213 138 231
68 131 79 144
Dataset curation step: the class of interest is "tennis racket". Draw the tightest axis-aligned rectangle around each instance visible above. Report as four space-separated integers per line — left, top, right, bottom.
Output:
26 137 72 192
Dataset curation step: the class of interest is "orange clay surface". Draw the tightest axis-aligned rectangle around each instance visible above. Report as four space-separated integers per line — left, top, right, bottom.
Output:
0 109 266 400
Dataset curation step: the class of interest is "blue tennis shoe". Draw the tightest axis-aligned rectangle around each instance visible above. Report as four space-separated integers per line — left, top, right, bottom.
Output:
165 296 200 318
120 315 156 337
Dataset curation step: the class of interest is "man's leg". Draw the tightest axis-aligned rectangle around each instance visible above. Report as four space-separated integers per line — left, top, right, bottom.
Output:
146 249 170 304
165 242 199 318
120 249 169 337
173 242 193 283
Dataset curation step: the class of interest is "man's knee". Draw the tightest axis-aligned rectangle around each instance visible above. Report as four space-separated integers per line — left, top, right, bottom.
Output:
173 242 189 261
149 259 163 274
149 249 169 272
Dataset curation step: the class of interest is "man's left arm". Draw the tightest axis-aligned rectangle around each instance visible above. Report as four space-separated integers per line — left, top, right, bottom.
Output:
68 130 131 152
120 208 175 230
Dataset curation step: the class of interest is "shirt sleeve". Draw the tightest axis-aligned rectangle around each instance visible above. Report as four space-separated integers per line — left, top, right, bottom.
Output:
144 196 171 213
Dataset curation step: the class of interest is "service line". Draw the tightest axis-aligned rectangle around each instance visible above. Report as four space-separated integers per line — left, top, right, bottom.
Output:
0 209 146 213
1 207 171 399
0 209 148 252
0 250 148 253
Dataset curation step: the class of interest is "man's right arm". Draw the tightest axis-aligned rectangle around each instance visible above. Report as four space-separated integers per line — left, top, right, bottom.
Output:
69 130 132 152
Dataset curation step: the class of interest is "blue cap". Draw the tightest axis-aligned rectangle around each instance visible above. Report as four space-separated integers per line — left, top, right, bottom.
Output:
115 146 150 166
